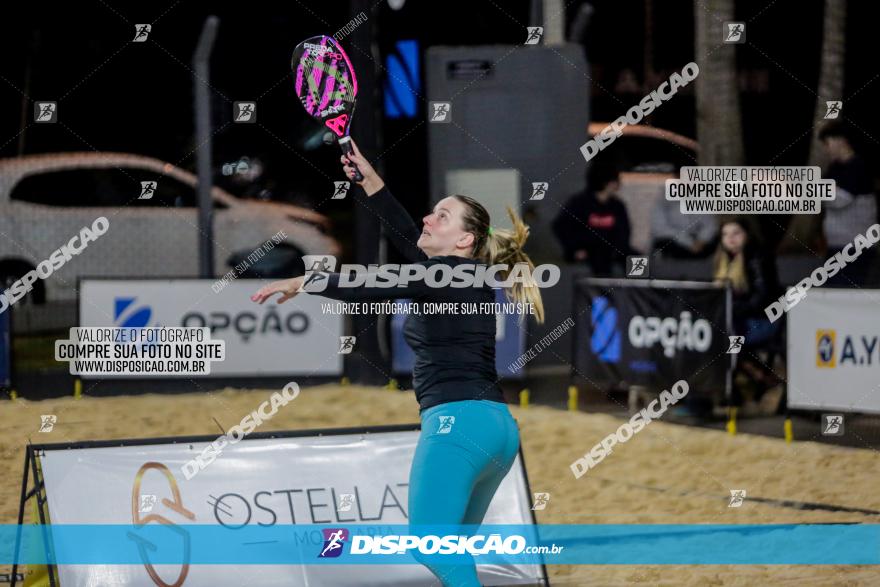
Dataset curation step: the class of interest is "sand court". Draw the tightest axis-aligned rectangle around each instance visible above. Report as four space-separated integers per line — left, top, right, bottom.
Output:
2 384 878 585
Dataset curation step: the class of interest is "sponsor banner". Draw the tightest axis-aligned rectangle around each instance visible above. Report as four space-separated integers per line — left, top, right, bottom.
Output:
35 429 541 585
573 279 730 392
788 289 880 413
78 279 343 377
390 289 528 379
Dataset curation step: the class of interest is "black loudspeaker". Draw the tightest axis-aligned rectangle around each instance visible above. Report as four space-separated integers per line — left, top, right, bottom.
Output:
426 44 590 263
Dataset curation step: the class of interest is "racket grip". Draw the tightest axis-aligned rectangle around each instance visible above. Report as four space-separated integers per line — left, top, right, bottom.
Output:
338 137 364 182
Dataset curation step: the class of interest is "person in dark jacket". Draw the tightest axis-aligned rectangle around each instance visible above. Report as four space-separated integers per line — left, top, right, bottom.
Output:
712 219 784 411
552 163 632 276
819 121 878 286
712 219 779 344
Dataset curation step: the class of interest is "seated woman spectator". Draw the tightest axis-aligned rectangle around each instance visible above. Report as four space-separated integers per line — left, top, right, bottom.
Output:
713 220 777 341
713 219 783 410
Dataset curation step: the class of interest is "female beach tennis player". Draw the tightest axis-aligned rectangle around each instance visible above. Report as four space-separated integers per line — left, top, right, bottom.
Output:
251 138 545 586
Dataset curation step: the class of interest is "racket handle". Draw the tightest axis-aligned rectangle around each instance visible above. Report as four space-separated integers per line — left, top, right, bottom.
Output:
338 136 364 182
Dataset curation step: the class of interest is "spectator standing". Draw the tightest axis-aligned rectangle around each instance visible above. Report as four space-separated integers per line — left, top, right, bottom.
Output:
552 164 632 276
819 121 877 286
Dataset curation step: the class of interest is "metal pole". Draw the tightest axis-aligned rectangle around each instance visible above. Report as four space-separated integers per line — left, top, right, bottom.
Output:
18 32 38 156
193 16 220 278
348 0 388 385
530 0 544 32
9 447 31 587
29 447 56 587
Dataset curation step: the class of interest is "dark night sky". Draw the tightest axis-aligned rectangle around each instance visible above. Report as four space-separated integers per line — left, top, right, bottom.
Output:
2 0 878 229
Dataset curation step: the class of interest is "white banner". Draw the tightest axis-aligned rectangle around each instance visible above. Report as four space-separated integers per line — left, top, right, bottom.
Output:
78 279 343 377
787 289 880 413
38 429 542 586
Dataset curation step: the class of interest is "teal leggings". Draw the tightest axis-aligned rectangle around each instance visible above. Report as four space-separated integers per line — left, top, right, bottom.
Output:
408 399 521 586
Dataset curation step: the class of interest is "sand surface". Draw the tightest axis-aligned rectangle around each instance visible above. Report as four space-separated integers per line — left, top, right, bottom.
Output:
2 384 878 585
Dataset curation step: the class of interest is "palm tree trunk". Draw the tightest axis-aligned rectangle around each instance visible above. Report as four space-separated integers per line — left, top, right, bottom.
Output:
694 0 744 166
782 0 845 253
644 0 654 85
808 0 846 167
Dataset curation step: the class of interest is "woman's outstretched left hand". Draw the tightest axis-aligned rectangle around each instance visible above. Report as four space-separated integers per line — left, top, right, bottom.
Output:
250 277 303 304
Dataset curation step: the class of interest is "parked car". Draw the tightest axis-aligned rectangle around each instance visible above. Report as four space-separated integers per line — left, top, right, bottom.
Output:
0 152 340 303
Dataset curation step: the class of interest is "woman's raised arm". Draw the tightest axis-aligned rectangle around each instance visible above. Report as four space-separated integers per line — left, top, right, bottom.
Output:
341 139 427 262
251 259 444 305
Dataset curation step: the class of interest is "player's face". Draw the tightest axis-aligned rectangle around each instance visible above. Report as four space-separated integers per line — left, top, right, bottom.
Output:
419 197 474 257
721 223 746 255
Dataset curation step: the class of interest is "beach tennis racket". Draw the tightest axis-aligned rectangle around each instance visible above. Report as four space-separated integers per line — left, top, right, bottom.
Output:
291 35 363 181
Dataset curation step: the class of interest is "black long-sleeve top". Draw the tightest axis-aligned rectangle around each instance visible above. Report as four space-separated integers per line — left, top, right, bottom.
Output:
731 252 777 321
310 185 505 413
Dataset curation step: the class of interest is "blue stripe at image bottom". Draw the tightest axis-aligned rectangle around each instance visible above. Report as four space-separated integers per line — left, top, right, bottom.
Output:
1 524 878 565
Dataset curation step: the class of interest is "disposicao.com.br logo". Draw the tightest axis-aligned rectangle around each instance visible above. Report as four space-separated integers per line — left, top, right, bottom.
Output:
318 529 563 557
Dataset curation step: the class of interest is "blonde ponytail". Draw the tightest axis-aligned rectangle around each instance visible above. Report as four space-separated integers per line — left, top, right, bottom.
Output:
452 194 545 324
484 207 546 324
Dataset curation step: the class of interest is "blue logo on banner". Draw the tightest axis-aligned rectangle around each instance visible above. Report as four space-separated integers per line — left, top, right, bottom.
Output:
591 296 620 363
114 297 152 328
817 331 834 365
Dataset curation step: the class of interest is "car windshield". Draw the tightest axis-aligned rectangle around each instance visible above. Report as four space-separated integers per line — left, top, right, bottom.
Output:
10 168 226 208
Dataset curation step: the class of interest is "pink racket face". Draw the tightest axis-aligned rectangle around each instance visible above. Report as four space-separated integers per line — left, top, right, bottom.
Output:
291 35 358 138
